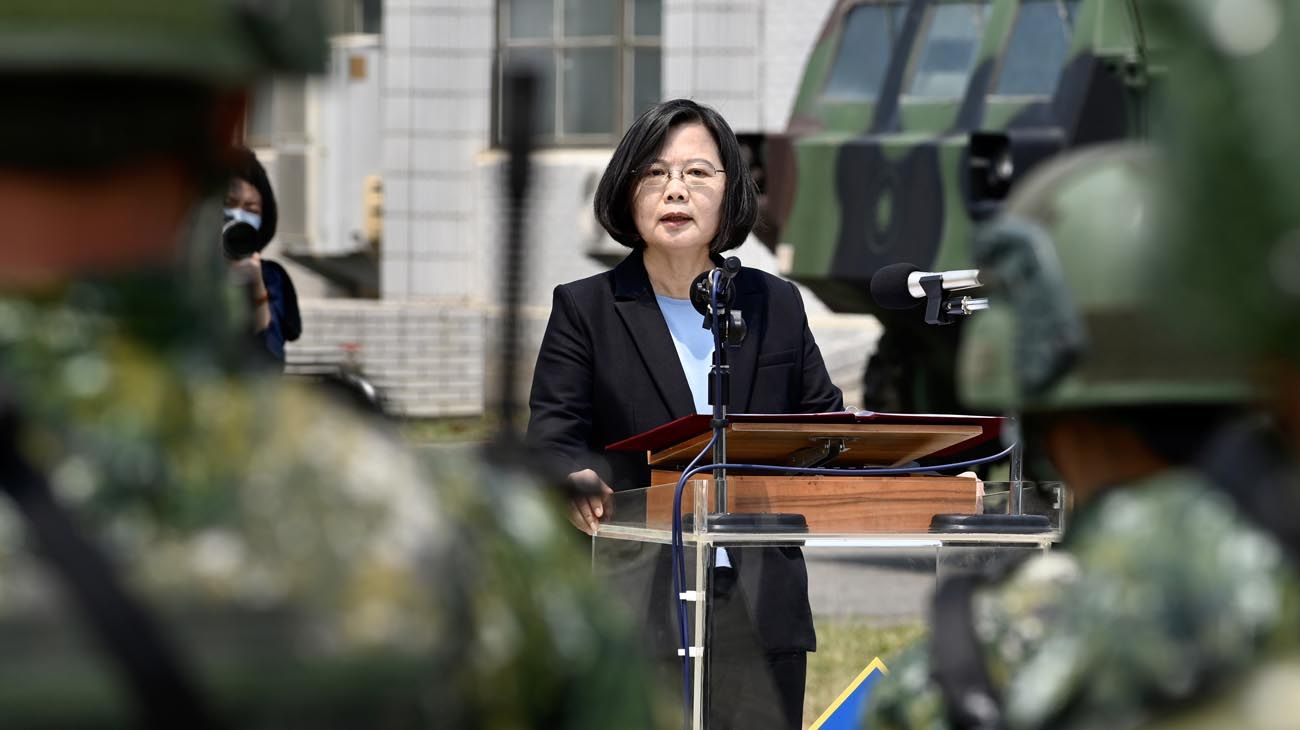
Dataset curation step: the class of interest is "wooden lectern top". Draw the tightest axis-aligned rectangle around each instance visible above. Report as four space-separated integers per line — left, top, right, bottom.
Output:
614 412 1004 533
648 422 982 468
606 411 1003 468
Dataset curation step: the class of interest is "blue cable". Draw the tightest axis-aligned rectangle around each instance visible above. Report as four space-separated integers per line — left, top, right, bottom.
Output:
679 441 1016 482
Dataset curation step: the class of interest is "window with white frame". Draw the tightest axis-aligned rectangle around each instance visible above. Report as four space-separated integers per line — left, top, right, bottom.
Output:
496 0 663 146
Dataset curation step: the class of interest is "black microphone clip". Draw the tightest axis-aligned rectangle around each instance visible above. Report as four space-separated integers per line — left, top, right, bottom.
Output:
869 262 988 326
690 257 746 347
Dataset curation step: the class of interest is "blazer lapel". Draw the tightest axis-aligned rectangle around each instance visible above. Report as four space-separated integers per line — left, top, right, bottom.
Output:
612 250 697 419
727 269 766 413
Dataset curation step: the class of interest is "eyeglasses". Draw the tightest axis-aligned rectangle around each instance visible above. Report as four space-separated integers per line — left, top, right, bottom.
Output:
637 161 726 191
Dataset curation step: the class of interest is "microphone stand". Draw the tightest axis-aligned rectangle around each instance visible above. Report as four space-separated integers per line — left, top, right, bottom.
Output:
704 262 744 513
698 259 806 533
709 270 728 513
703 264 741 728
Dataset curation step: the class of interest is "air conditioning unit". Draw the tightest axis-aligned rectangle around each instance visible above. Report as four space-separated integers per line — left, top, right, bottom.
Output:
247 75 310 254
308 34 383 257
247 33 381 276
263 148 311 253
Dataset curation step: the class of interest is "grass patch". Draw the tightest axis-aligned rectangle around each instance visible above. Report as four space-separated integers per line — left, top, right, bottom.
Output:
803 619 926 728
398 413 537 445
398 416 493 444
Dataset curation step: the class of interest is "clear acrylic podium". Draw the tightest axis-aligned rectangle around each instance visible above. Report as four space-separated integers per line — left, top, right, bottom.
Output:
592 477 1064 729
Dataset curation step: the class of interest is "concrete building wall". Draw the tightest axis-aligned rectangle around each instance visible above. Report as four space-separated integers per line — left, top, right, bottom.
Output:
663 0 837 132
380 0 494 301
474 150 615 310
287 298 484 417
663 0 764 129
763 0 838 130
346 0 496 415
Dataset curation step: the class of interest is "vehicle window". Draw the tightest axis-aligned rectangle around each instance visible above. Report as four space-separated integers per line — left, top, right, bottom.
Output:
906 2 989 99
993 1 1075 96
823 2 906 101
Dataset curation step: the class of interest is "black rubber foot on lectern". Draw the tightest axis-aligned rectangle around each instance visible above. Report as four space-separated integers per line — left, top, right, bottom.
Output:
929 513 1052 534
681 512 809 534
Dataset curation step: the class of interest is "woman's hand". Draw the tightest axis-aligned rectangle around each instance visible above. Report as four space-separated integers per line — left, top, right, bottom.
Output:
228 250 264 285
229 253 272 333
566 469 614 535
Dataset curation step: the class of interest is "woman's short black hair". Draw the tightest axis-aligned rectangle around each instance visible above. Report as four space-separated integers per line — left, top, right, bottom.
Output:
230 146 278 251
593 99 757 253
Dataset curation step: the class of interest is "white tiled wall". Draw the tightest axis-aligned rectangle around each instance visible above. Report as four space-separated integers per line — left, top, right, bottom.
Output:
286 298 485 417
762 0 838 129
381 0 493 301
663 0 836 131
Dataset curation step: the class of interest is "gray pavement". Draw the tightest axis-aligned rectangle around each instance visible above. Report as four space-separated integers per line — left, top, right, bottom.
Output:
806 549 935 625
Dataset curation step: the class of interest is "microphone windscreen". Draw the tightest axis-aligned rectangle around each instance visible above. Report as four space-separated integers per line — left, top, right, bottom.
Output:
870 262 922 310
690 271 713 317
690 269 735 318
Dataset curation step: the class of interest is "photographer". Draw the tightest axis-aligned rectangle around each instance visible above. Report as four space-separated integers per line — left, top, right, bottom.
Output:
223 147 302 362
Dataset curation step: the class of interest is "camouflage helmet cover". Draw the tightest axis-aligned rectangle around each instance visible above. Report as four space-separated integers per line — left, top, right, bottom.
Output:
0 0 326 82
958 142 1255 414
1146 0 1300 363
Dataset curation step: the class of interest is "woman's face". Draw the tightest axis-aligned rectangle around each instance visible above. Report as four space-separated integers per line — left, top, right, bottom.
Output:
224 178 262 215
631 122 725 257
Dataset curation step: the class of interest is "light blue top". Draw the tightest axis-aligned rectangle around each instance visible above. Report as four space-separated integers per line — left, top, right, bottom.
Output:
657 294 731 567
656 294 714 415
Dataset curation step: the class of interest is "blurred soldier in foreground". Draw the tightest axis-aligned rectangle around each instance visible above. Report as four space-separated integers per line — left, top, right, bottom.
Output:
1131 0 1300 725
0 1 658 727
862 143 1300 729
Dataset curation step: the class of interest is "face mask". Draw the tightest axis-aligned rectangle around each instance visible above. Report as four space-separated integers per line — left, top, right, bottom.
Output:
223 208 262 231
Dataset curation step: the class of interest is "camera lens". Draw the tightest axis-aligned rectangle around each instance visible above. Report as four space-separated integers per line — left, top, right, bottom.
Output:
222 220 261 259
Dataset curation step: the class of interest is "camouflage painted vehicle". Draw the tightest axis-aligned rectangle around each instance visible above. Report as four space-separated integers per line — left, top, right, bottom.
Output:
764 0 1160 412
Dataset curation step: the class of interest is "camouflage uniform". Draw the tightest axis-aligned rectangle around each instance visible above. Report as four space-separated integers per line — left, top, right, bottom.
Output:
867 471 1300 730
1128 1 1300 726
0 2 659 727
861 144 1300 729
0 279 659 727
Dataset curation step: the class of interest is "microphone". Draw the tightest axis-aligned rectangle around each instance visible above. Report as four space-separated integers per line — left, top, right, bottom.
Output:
870 262 982 310
690 256 742 318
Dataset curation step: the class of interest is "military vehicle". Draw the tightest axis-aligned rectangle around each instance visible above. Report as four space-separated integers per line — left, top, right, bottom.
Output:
763 0 1160 412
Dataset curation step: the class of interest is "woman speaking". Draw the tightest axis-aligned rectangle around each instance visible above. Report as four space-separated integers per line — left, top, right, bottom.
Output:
526 98 842 728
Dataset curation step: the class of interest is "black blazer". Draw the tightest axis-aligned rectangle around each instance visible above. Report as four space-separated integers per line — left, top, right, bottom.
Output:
526 250 843 656
527 249 844 491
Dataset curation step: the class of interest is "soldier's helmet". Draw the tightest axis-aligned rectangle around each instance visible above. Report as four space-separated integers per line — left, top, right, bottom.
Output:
0 0 325 81
957 142 1255 414
1143 0 1300 364
0 1 327 177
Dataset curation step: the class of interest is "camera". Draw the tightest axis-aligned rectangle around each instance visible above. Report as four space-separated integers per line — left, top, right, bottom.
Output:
222 219 261 260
